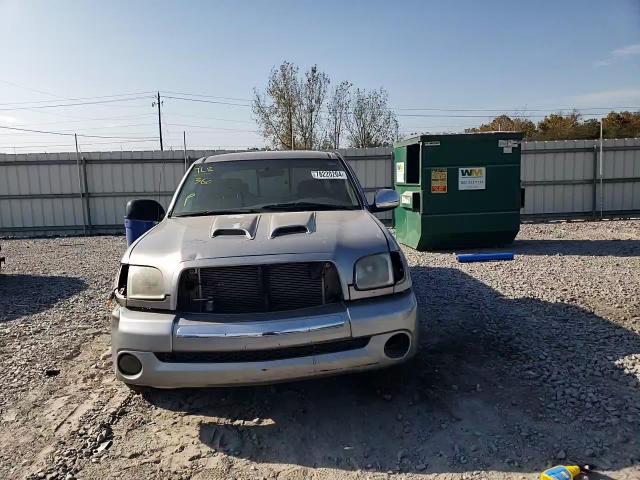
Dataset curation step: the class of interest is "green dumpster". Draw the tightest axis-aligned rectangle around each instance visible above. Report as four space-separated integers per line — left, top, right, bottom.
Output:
393 132 523 250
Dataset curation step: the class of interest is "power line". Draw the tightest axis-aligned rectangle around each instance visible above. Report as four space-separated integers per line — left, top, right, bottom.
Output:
0 123 158 135
0 95 155 111
7 113 156 127
0 124 158 140
0 78 62 98
162 112 254 124
161 90 253 102
162 93 635 118
0 91 156 107
165 122 258 133
3 83 637 114
163 95 251 107
0 138 158 149
160 88 638 113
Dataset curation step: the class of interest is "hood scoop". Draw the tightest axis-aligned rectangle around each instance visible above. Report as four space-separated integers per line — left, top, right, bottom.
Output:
210 214 260 239
269 211 315 239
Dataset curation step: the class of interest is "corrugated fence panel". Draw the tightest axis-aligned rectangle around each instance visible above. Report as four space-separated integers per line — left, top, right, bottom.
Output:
0 152 85 231
1 141 638 236
84 150 189 227
521 140 597 215
602 138 640 212
340 147 393 221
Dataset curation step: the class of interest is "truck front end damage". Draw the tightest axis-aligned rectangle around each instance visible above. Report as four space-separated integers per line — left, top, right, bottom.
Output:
110 151 418 388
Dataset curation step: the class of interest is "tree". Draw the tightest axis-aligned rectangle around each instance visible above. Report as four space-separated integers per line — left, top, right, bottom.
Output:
252 61 301 150
534 111 582 140
573 118 600 140
254 62 399 150
603 111 640 138
464 109 640 141
347 88 399 148
252 62 330 150
325 81 351 149
295 66 329 150
465 114 536 138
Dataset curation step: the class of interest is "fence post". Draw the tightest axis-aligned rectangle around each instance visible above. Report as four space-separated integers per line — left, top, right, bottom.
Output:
390 149 395 228
74 134 87 235
183 132 188 172
81 155 93 233
592 145 598 218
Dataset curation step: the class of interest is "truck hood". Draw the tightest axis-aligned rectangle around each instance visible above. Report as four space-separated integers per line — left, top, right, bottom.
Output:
124 209 390 270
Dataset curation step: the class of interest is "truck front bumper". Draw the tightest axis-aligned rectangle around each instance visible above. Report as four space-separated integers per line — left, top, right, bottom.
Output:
111 289 418 388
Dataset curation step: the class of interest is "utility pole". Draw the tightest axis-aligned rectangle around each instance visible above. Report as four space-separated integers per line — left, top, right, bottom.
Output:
152 91 164 151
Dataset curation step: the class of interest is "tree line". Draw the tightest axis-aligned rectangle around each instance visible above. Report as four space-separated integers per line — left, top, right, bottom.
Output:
252 62 640 148
465 111 640 140
252 62 399 149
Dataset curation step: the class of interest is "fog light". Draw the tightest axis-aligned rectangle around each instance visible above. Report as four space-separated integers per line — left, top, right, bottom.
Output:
384 333 411 359
118 353 142 376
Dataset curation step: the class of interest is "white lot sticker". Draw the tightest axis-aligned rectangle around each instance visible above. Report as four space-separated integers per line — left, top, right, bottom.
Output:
458 167 486 190
396 162 405 183
401 191 413 206
311 170 347 180
423 141 440 146
498 139 520 153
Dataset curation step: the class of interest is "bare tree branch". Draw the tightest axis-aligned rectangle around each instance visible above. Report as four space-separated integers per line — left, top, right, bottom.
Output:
253 63 401 150
325 81 351 149
346 88 399 148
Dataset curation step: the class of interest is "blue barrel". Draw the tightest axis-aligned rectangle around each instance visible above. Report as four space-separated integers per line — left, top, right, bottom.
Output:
125 218 157 246
124 199 165 246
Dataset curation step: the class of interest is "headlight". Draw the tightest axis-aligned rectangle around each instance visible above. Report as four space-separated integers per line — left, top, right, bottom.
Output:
127 266 165 300
354 253 394 290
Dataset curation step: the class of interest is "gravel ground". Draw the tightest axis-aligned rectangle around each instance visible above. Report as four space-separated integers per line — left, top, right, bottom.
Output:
0 220 639 480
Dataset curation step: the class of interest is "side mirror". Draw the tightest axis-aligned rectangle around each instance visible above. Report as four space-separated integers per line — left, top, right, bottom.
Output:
125 199 165 222
371 189 399 212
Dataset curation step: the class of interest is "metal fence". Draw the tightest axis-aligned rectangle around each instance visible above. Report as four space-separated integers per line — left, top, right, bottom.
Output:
521 138 640 218
0 147 392 236
0 140 638 237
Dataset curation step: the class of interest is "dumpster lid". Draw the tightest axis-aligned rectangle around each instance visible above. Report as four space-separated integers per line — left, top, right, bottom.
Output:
394 131 523 148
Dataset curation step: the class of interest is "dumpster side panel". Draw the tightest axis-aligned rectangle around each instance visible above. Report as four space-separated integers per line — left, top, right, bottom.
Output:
393 146 422 249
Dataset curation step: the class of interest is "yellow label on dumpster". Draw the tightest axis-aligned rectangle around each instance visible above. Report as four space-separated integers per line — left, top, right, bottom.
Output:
431 168 447 193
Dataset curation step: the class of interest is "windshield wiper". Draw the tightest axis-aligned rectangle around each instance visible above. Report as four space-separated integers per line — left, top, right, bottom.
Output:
172 208 261 217
259 202 358 211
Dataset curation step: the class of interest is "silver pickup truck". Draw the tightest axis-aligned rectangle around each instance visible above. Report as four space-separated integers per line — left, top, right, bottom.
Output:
111 151 417 388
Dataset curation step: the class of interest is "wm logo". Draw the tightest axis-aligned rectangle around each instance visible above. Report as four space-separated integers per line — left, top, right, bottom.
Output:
460 168 484 177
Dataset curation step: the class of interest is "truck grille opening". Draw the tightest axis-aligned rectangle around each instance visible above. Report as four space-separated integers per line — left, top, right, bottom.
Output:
177 262 342 314
154 337 370 363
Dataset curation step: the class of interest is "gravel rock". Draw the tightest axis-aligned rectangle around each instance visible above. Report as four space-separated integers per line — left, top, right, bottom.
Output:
95 440 112 454
2 221 640 480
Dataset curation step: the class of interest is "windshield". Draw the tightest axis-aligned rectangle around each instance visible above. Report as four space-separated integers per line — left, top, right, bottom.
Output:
171 157 362 216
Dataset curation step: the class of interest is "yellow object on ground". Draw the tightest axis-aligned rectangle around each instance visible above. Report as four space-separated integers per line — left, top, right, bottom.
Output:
540 465 581 479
